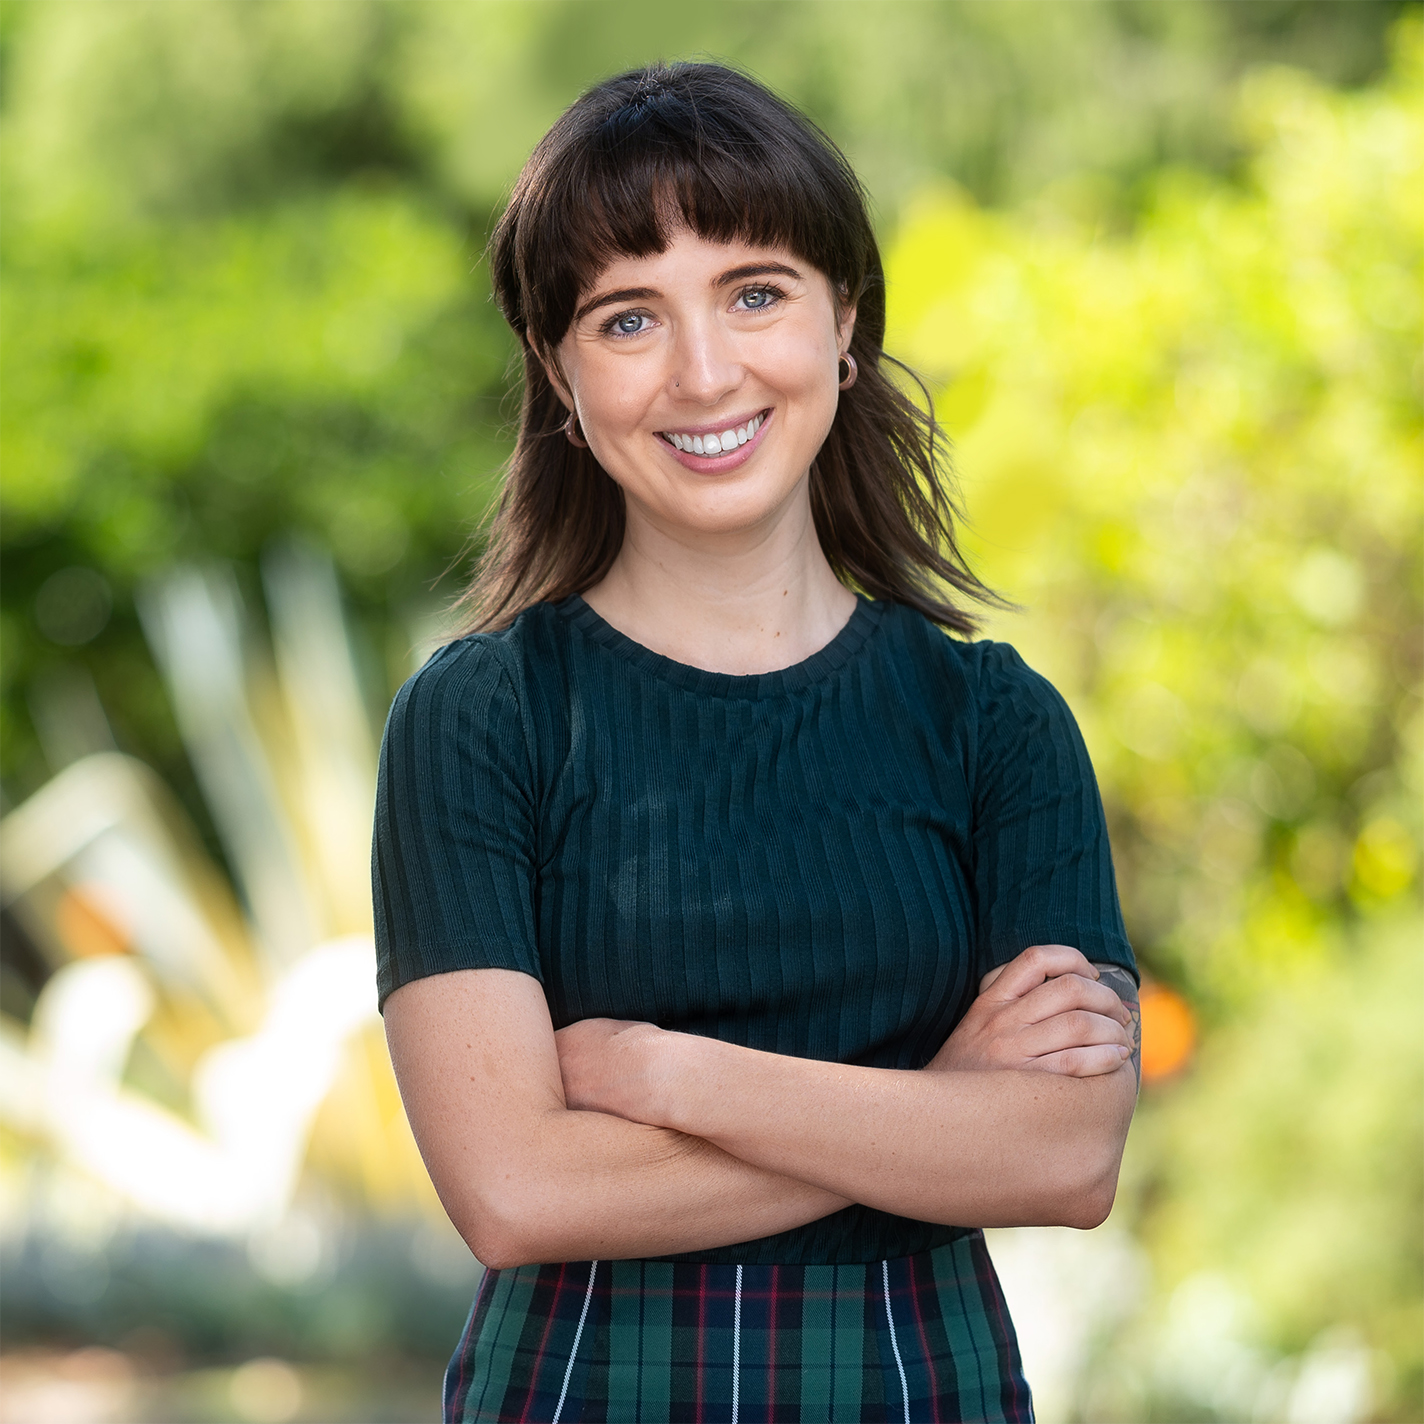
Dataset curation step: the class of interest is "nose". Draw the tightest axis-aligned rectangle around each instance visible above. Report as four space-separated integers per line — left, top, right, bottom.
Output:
669 315 742 405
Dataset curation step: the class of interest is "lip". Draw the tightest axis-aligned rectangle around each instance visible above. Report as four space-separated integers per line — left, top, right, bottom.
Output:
659 408 772 474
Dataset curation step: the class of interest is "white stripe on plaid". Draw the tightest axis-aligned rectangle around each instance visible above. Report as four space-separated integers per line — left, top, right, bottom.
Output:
732 1261 743 1424
551 1258 598 1424
882 1258 911 1424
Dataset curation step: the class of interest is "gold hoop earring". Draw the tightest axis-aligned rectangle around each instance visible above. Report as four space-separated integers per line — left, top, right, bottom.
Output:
837 353 858 391
564 411 588 448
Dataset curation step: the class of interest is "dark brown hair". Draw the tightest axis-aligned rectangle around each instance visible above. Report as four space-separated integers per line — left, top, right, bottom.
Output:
454 61 1001 635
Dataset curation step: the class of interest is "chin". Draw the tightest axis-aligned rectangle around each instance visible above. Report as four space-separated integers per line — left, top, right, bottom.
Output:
668 488 798 537
670 461 813 522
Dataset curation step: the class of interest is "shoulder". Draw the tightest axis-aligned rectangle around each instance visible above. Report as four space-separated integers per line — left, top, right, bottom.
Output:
963 639 1070 717
382 602 572 750
959 639 1084 758
384 636 514 744
394 604 567 704
874 606 1087 766
874 604 1059 708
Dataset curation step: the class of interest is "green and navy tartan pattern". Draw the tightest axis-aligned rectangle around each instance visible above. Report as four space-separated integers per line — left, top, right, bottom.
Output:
444 1230 1032 1423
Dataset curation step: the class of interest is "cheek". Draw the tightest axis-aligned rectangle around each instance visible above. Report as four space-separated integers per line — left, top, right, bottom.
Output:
759 323 840 404
590 370 665 443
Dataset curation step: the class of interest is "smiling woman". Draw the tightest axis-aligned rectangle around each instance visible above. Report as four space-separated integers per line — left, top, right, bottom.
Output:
375 62 1140 1423
455 63 999 652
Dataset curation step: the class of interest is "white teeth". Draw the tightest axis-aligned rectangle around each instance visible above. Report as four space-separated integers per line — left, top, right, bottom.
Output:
665 412 766 455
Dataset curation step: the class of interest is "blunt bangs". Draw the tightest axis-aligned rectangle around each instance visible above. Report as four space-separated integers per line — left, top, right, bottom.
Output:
494 64 880 351
464 60 1001 640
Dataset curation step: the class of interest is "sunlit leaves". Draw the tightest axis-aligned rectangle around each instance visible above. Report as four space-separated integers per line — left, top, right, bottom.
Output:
2 192 470 534
885 27 1422 1398
885 26 1422 1004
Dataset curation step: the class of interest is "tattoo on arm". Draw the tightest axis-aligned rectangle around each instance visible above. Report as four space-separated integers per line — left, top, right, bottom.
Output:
1091 963 1141 1090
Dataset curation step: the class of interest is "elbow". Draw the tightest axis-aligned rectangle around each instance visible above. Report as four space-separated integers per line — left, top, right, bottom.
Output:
1056 1172 1118 1230
465 1223 546 1272
464 1209 554 1272
1050 1074 1135 1230
468 1230 537 1272
456 1182 550 1271
1050 1143 1124 1230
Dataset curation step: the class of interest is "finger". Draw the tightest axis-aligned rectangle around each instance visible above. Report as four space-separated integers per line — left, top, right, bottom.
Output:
1016 1010 1133 1058
1017 974 1131 1026
981 944 1098 1002
1026 1044 1132 1078
978 964 1009 993
554 1017 642 1044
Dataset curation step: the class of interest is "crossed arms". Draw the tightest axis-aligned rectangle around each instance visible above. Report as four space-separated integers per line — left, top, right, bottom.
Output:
384 945 1141 1270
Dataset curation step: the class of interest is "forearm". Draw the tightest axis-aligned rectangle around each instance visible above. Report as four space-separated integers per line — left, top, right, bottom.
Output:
451 1106 848 1267
648 1039 1136 1229
385 970 849 1271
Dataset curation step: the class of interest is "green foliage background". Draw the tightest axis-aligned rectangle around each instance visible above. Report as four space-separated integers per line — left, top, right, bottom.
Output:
1 2 1419 1419
884 37 1421 1413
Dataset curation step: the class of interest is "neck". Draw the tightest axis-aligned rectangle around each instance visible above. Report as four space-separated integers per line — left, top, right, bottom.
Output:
581 485 858 675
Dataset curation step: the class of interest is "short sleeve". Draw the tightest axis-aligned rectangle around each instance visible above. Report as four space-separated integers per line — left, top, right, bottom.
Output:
372 638 542 1010
969 643 1136 982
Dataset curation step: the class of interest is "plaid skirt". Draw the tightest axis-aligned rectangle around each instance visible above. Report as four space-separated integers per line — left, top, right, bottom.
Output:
444 1230 1033 1423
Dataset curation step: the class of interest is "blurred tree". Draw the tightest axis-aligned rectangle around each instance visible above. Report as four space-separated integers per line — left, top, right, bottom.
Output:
886 25 1421 1003
0 0 1409 819
883 23 1421 1414
4 1 1409 225
1 2 1419 1413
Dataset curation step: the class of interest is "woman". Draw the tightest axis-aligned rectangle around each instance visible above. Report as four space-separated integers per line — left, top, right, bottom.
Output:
375 62 1141 1424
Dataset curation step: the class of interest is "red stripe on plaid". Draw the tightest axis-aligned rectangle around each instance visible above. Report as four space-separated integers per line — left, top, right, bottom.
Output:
446 1264 495 1420
517 1260 568 1424
976 1236 1033 1421
697 1261 707 1424
765 1263 778 1424
450 1289 476 1409
443 1236 1032 1422
901 1254 934 1423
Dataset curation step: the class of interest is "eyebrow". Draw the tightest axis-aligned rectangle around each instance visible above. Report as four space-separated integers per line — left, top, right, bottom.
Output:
574 261 805 323
714 261 803 288
574 286 659 322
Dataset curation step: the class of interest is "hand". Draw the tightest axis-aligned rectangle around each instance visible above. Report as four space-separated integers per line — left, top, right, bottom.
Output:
554 1017 670 1122
929 944 1133 1078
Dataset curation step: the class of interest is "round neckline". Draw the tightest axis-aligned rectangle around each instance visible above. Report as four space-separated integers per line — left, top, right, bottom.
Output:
556 593 885 699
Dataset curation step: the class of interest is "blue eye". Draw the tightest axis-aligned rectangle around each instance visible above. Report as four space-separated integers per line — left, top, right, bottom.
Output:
739 285 785 312
615 313 644 334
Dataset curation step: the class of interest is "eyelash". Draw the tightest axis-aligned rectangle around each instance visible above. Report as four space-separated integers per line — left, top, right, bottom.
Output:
738 283 788 313
598 284 788 339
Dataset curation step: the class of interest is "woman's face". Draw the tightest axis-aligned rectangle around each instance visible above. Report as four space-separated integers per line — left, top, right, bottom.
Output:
550 229 854 543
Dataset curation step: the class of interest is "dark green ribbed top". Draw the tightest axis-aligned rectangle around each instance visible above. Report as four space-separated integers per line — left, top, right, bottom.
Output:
373 595 1134 1266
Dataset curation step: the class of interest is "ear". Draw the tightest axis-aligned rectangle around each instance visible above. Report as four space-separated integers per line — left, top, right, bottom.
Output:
532 339 576 412
836 301 858 358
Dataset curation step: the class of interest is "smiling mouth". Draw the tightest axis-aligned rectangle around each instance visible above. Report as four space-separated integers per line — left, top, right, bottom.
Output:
659 411 767 457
